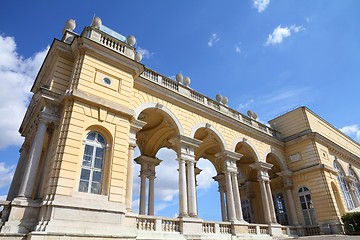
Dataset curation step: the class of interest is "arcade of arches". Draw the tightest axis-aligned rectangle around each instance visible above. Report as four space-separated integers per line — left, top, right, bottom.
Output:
2 17 360 240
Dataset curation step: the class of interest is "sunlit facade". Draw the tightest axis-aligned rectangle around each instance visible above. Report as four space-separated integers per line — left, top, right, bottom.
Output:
1 17 360 240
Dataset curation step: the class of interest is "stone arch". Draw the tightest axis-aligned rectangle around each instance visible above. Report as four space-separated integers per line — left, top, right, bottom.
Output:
84 124 113 145
232 137 261 162
264 149 288 172
190 123 227 151
134 102 184 135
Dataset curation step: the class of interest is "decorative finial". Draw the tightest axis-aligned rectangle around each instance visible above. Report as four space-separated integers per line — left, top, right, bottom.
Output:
176 73 183 83
183 76 191 87
91 16 102 28
135 52 142 62
127 35 136 46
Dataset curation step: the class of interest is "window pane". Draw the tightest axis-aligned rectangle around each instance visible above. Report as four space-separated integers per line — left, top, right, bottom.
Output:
79 180 89 192
301 202 307 210
96 147 104 158
97 134 105 144
299 196 305 203
84 145 94 155
91 182 101 194
80 169 90 180
87 132 96 141
94 158 103 169
92 171 102 182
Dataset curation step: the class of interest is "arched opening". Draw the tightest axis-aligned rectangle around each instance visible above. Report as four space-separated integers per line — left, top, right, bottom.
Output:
266 153 289 225
234 141 259 223
133 106 182 217
193 126 225 221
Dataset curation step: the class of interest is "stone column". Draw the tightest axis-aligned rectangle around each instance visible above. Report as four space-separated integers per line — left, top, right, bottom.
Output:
214 174 227 221
135 155 162 216
225 171 236 221
232 172 244 221
277 171 300 225
139 165 148 215
178 158 188 217
170 135 202 218
187 160 197 217
219 151 243 222
266 180 277 223
126 119 146 212
250 162 273 224
18 119 48 198
259 179 271 224
7 144 29 201
285 187 299 225
126 145 136 211
148 174 155 215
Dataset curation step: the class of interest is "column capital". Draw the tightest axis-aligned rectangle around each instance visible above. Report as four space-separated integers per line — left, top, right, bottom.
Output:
129 119 146 146
135 155 162 167
250 162 273 181
277 170 293 188
170 135 202 162
39 103 61 124
216 151 242 174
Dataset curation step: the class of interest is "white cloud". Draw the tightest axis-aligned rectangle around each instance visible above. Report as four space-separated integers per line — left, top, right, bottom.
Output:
235 44 241 54
340 125 360 142
0 35 49 149
265 25 304 46
237 99 254 110
0 162 15 189
208 33 220 47
196 159 217 190
252 0 270 13
137 47 154 59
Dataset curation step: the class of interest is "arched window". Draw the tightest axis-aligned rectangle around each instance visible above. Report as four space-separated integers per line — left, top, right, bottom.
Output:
298 187 316 225
79 132 106 194
333 161 354 210
349 168 360 203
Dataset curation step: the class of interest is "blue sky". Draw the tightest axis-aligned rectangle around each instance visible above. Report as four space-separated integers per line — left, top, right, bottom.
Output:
0 0 360 220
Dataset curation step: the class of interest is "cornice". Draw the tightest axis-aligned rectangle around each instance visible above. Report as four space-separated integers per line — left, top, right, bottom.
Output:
64 89 134 119
285 131 360 165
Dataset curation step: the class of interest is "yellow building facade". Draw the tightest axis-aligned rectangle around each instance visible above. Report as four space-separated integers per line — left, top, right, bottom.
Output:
1 17 360 240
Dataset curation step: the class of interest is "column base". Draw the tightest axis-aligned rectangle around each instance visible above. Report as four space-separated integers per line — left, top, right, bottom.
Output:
268 223 283 236
179 216 203 238
0 197 41 234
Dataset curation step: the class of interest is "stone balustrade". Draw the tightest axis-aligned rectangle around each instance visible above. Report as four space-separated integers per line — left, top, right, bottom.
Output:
135 216 180 233
82 27 136 60
132 215 343 238
140 68 280 138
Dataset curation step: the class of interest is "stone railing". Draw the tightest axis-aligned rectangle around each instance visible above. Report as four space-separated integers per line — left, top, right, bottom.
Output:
134 215 342 238
247 223 269 235
140 68 281 138
82 27 136 60
136 216 180 232
304 225 321 236
202 221 232 235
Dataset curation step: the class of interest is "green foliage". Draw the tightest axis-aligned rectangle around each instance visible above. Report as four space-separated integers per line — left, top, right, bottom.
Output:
342 212 360 234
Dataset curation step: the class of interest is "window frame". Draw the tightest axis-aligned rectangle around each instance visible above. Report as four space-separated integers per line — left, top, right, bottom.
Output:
79 132 107 195
333 161 355 210
298 187 317 226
